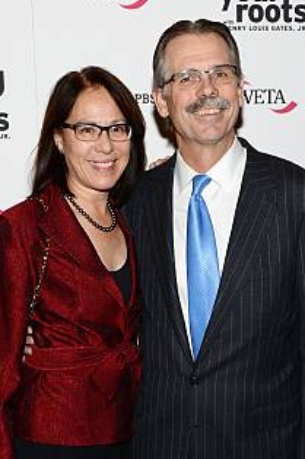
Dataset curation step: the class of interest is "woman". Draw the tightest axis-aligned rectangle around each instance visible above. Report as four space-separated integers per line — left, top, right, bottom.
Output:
0 66 146 459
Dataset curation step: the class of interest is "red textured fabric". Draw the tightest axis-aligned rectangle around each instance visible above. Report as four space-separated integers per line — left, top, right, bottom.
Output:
0 184 141 458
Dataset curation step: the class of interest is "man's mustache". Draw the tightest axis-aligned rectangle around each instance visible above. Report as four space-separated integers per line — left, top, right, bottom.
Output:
186 96 231 114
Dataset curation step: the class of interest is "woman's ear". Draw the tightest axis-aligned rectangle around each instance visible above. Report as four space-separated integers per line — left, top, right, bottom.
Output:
53 131 64 154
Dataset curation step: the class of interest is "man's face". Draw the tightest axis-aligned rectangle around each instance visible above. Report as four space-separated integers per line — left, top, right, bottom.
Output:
154 33 243 159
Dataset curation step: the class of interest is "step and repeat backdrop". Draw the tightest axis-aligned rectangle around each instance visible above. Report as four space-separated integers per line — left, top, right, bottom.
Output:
0 0 304 210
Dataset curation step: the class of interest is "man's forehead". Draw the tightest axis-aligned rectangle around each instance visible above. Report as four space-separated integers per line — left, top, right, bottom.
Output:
164 33 232 69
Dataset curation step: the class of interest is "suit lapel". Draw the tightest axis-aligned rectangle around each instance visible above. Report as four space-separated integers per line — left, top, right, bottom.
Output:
199 143 277 358
144 157 192 362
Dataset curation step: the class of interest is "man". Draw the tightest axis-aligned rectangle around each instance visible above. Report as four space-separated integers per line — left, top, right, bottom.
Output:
126 19 305 459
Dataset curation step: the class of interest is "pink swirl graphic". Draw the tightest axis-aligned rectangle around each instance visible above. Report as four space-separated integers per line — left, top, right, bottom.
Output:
119 0 149 9
271 101 298 114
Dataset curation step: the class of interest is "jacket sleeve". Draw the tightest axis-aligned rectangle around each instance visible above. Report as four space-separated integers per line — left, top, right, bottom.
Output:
0 214 32 459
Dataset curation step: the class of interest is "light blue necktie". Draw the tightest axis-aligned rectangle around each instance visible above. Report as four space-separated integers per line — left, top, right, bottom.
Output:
187 175 220 358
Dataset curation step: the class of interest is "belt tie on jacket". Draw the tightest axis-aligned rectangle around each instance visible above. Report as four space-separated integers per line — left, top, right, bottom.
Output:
25 342 141 401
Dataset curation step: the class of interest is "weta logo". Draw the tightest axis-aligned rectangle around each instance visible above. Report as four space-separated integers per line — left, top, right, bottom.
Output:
0 71 4 98
243 79 298 114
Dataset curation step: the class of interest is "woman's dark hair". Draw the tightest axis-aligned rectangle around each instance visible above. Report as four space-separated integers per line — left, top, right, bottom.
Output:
31 66 146 206
153 19 243 89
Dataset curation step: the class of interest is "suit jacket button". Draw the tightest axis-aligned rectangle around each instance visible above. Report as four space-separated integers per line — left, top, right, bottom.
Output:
190 374 198 385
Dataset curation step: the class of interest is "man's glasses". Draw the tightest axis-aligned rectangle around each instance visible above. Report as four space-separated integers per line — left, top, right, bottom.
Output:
160 64 238 90
61 122 132 142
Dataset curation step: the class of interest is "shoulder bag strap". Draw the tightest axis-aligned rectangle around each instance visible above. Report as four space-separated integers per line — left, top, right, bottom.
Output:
28 195 50 319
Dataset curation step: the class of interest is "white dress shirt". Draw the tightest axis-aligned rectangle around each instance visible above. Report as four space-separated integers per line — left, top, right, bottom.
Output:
173 137 247 345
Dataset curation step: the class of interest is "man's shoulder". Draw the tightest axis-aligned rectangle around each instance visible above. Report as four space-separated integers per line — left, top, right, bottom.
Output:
133 154 176 195
240 137 305 181
123 154 175 223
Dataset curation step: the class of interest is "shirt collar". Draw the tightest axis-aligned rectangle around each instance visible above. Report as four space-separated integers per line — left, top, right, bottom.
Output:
175 137 246 195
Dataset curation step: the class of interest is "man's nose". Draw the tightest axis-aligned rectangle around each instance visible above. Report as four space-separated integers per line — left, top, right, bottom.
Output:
195 73 219 98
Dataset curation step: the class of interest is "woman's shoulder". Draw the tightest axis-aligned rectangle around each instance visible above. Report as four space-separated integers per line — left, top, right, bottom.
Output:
2 183 60 220
0 197 35 224
0 184 57 237
0 198 37 248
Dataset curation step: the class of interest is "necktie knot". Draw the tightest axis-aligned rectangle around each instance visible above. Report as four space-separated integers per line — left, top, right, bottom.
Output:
192 174 211 197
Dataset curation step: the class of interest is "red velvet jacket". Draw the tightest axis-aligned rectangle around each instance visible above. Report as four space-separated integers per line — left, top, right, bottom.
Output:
0 184 141 458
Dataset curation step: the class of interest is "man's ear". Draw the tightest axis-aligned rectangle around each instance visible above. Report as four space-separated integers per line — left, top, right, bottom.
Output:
237 77 244 109
153 88 170 119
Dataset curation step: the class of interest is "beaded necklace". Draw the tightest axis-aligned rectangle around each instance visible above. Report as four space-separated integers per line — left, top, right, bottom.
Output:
65 194 117 233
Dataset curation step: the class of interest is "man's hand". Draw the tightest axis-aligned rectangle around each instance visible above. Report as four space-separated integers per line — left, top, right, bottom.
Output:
148 156 171 170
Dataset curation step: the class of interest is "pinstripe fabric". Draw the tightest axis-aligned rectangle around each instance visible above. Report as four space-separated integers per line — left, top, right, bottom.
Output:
125 138 305 459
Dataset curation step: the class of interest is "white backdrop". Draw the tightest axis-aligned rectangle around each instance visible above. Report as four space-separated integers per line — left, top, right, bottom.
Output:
0 0 304 210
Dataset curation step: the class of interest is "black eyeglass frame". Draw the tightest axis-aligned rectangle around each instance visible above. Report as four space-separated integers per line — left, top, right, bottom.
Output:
159 64 239 89
61 122 132 142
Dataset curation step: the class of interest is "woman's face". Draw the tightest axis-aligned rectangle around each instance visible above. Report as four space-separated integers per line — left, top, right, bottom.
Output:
54 86 131 198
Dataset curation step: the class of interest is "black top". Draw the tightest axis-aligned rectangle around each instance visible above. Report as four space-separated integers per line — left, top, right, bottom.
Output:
111 258 131 304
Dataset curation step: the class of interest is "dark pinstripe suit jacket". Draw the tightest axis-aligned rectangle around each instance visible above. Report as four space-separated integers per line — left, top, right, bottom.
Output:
126 138 305 459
